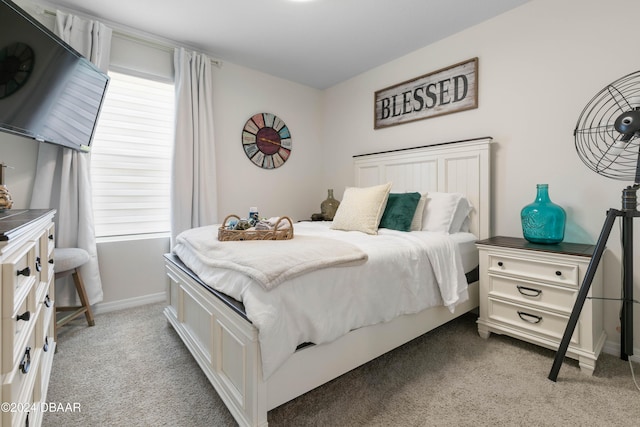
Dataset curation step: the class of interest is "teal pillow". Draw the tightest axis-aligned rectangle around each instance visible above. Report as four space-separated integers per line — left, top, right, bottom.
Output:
379 192 422 232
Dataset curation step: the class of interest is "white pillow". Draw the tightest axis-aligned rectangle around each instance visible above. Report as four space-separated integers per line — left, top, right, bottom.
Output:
410 193 427 231
421 192 473 233
331 183 392 234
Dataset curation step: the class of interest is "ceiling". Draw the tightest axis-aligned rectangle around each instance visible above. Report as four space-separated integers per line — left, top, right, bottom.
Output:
43 0 530 89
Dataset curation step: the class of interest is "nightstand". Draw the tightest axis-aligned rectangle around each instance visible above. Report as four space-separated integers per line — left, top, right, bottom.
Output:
476 236 606 375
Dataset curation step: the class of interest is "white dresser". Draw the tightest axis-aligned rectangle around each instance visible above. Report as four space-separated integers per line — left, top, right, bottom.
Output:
0 209 56 427
476 236 605 375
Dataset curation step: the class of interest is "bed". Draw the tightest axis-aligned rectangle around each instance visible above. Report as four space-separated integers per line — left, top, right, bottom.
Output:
163 137 492 427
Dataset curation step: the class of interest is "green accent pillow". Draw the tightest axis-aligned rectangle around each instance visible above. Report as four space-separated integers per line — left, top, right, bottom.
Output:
379 192 422 232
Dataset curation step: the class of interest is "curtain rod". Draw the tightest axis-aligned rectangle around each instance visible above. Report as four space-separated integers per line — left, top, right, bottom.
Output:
38 6 223 67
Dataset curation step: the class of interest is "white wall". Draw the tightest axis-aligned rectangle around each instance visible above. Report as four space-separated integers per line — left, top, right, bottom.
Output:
322 0 640 355
211 61 324 222
0 134 38 208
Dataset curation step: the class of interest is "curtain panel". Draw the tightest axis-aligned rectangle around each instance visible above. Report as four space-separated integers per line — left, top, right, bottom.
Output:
29 11 111 306
171 48 218 247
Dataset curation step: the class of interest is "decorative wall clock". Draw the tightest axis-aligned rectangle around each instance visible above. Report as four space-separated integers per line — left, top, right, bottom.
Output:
242 112 292 169
0 42 34 99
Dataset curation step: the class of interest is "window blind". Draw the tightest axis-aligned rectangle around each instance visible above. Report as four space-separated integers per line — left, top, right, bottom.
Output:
90 71 174 238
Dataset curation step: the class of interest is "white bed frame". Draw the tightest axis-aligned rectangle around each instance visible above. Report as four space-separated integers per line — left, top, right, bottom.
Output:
164 137 492 427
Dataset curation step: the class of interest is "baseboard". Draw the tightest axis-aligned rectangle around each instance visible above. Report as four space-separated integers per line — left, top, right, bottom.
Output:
602 339 640 363
92 292 166 315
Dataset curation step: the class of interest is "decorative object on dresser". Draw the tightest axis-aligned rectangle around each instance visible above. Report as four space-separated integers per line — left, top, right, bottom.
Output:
476 236 605 376
320 189 340 220
550 70 640 381
520 184 566 244
0 209 56 427
241 112 292 169
53 248 95 339
0 163 12 212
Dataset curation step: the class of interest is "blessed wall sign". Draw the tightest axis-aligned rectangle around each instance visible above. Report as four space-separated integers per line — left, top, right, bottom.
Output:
374 58 478 129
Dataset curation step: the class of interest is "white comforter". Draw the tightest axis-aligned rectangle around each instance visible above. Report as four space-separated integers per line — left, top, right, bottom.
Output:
173 221 472 379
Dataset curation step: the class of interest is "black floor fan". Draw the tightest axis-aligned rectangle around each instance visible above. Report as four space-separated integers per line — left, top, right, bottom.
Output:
549 71 640 381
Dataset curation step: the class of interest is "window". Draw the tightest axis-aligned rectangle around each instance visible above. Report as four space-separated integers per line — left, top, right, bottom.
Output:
90 71 174 239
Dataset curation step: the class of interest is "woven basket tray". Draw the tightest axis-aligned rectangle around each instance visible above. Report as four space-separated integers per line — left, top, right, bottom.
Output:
218 214 294 241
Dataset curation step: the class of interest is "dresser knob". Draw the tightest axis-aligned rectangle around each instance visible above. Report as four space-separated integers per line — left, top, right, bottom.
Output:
16 311 30 322
19 347 31 374
44 294 51 308
44 337 49 352
48 234 54 240
17 266 31 277
49 258 54 264
36 257 42 272
555 271 562 276
497 261 504 267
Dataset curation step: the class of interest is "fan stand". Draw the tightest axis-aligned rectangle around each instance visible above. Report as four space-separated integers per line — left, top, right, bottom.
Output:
549 184 639 381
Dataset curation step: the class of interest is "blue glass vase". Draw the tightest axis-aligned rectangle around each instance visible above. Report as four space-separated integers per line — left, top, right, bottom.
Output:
521 184 566 244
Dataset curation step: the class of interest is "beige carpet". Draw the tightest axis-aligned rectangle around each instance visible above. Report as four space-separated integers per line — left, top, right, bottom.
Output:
44 302 640 426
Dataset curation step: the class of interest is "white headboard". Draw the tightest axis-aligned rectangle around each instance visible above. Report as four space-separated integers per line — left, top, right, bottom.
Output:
354 137 492 239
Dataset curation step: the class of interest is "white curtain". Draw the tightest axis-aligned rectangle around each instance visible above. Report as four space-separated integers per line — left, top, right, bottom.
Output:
171 48 218 247
29 12 112 306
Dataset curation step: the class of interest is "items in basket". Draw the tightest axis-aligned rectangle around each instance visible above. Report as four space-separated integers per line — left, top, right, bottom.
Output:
254 217 291 230
224 216 290 231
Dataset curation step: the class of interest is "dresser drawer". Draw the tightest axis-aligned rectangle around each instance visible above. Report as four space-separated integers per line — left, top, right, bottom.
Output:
487 297 579 346
2 327 38 409
3 285 37 374
37 290 55 356
2 242 37 317
488 275 577 314
487 253 579 287
39 223 55 285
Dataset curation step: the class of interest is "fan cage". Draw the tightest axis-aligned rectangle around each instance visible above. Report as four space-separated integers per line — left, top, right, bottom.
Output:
575 70 640 183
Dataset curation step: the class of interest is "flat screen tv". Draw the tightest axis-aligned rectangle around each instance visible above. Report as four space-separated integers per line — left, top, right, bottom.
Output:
0 0 109 152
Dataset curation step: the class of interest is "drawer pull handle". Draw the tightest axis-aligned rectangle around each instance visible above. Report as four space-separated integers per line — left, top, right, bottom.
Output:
44 294 51 308
497 261 504 267
16 310 31 322
17 266 31 277
555 271 562 276
36 257 42 272
44 337 49 352
518 311 542 324
517 285 542 297
19 347 31 374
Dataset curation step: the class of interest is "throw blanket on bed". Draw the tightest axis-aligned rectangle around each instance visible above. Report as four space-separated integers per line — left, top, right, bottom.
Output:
174 225 368 290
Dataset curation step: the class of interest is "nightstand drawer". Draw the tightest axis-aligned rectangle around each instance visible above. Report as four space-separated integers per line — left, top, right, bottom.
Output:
488 253 579 287
488 275 577 314
487 298 579 346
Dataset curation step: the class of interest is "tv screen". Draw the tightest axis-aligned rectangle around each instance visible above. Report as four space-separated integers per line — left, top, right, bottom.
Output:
0 0 109 152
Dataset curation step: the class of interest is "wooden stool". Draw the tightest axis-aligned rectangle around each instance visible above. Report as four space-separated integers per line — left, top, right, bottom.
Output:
54 248 95 338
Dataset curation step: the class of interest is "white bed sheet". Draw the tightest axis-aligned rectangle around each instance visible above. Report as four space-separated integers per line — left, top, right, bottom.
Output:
173 221 477 379
449 231 480 273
